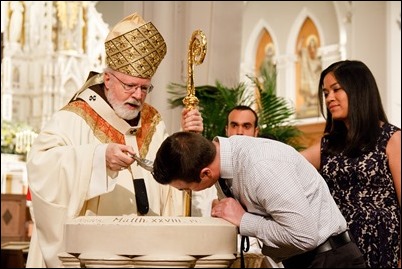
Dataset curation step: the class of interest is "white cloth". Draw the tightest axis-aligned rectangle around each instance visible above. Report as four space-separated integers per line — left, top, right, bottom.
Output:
26 78 183 267
191 187 218 217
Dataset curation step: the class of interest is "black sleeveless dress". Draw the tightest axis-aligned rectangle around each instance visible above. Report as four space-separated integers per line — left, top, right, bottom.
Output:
320 122 400 268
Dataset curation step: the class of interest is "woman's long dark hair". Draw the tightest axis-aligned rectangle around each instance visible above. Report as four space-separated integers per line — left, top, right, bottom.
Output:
317 60 388 157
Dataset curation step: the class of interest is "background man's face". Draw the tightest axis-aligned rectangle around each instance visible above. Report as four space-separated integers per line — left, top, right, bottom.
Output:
226 110 259 137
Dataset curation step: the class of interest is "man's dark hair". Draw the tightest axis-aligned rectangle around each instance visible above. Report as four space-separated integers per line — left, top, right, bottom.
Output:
152 132 216 185
226 105 259 127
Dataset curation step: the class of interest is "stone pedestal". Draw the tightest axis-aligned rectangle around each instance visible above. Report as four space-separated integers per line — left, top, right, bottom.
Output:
63 216 237 268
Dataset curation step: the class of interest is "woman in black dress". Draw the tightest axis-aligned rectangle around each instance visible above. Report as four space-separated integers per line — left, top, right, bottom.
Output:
302 60 401 268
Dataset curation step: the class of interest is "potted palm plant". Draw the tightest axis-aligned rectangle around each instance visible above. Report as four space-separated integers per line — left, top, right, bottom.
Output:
248 64 303 149
167 64 303 150
168 81 251 140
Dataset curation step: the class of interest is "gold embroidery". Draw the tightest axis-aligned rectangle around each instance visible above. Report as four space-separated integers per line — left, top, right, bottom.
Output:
62 101 161 157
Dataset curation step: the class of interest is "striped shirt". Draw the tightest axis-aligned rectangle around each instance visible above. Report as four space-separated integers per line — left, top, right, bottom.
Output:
214 135 347 262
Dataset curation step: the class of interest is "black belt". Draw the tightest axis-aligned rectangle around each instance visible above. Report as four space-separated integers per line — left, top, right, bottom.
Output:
315 230 352 253
282 230 352 267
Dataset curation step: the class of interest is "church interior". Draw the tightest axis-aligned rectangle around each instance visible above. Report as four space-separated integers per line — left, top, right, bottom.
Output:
1 1 400 268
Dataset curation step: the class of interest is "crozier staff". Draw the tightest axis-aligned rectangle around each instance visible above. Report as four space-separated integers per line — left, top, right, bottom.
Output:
182 29 207 216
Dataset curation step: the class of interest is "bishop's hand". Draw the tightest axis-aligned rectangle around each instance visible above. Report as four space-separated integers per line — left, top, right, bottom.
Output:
181 108 203 133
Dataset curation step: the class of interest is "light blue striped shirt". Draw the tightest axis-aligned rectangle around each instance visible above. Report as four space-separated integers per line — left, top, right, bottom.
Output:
214 135 347 262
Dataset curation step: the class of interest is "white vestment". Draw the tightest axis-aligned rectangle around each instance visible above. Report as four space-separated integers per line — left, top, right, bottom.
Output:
26 74 183 267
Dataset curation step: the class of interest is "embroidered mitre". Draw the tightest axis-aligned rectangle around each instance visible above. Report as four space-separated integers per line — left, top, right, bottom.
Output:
104 12 167 78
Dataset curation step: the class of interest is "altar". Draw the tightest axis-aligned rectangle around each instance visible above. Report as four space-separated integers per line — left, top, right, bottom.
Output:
62 216 238 268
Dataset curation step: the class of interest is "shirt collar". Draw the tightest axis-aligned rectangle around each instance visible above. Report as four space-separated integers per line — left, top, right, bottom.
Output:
214 136 233 179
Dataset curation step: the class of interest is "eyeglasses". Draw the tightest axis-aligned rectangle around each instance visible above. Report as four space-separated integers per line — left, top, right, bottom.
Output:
108 72 154 94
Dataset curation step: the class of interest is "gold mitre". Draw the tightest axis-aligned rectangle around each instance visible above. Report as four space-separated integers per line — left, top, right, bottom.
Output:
105 12 167 78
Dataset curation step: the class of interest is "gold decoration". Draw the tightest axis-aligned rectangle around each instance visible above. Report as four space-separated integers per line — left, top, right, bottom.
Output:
104 13 167 78
183 30 207 110
56 2 80 30
182 30 207 217
8 1 25 44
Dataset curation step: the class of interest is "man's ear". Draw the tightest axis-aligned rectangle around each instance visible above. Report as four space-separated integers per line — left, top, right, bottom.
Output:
254 127 259 137
103 73 110 88
200 167 211 180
